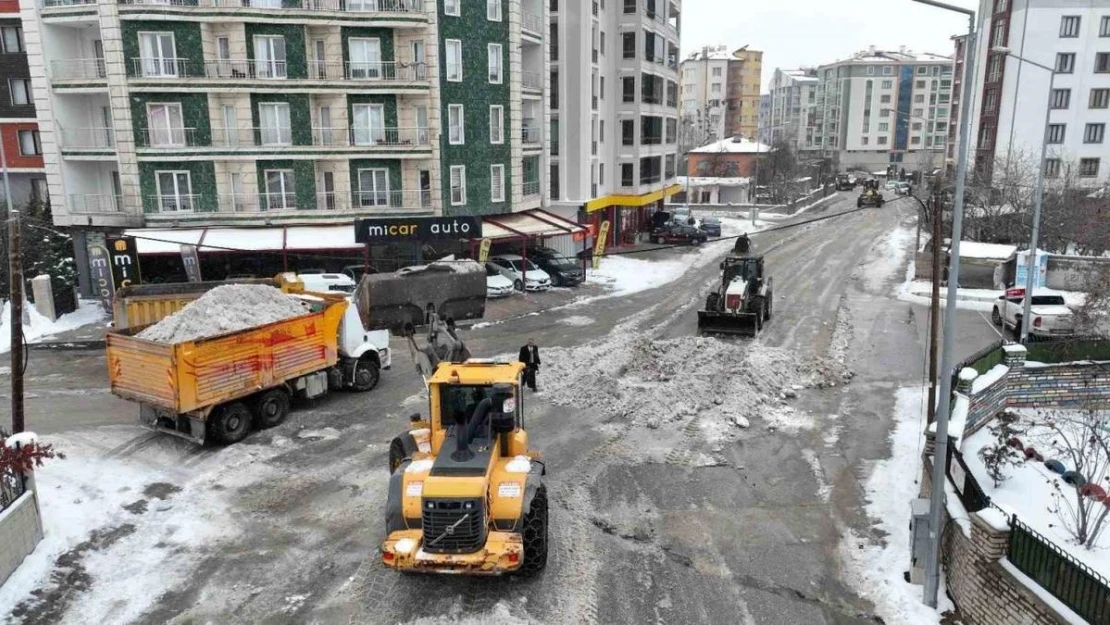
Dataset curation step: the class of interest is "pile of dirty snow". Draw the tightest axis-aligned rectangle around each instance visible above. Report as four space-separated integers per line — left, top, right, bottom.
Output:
137 284 309 343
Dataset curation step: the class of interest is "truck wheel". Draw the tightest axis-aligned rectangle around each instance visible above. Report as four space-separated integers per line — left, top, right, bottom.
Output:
210 402 252 444
991 307 1002 326
350 358 380 393
389 437 407 474
254 388 290 429
517 485 548 576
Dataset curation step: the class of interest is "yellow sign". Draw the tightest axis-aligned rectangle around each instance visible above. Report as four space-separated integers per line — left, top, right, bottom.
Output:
478 238 492 263
592 221 610 270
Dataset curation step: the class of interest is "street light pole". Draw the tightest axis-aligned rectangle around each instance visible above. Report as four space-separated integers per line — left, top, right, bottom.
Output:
912 0 976 609
0 129 23 434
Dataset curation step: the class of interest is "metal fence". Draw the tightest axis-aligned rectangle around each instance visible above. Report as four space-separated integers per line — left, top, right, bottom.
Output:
1009 516 1110 624
946 445 992 513
0 465 25 512
1025 335 1110 364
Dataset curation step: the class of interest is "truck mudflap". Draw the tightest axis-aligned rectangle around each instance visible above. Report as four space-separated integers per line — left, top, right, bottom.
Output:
139 403 208 444
381 530 524 575
697 310 759 337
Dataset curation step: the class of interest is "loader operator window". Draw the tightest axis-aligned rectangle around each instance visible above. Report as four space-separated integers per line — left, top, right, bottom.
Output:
439 384 518 444
725 260 758 284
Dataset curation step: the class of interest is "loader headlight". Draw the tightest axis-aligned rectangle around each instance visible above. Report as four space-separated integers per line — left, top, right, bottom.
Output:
464 501 474 510
426 501 435 509
502 397 517 413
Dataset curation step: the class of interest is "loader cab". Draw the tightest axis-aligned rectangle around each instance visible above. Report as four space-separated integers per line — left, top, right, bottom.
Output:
721 256 763 285
426 362 527 460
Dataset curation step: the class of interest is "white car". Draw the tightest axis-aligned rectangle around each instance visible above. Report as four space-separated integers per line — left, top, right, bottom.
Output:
992 288 1074 337
884 180 900 191
298 272 357 294
485 264 516 298
488 255 552 291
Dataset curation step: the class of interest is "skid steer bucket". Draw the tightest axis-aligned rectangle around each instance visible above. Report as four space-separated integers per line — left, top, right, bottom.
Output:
697 310 759 337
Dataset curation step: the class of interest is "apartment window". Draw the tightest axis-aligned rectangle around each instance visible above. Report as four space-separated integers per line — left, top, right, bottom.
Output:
444 0 459 16
1044 158 1062 178
712 67 722 77
640 116 662 145
488 43 503 83
912 122 922 131
995 0 1006 11
600 76 605 100
711 83 721 94
621 119 634 145
449 165 467 205
1051 88 1071 109
623 0 635 13
1085 123 1105 143
490 164 505 202
882 80 892 89
937 107 949 117
351 103 385 145
600 31 605 56
984 90 997 112
1080 158 1101 177
598 163 605 186
861 136 869 146
448 104 465 144
883 66 893 76
254 35 288 79
17 130 41 156
8 78 31 106
878 136 888 145
446 39 462 82
880 95 891 104
138 32 177 77
1047 123 1066 143
917 66 927 76
1 26 23 53
666 80 677 107
262 169 294 210
1102 16 1110 37
866 66 875 75
1056 53 1076 73
641 73 663 104
489 105 504 144
665 118 676 144
987 55 1002 82
664 154 675 180
147 103 186 146
1098 53 1110 73
1091 88 1110 108
622 76 635 102
993 20 1006 46
620 163 633 187
487 0 501 21
878 122 889 132
622 32 635 59
914 94 925 103
357 169 389 206
911 136 921 145
1060 16 1081 38
156 171 192 212
639 155 661 184
880 109 890 118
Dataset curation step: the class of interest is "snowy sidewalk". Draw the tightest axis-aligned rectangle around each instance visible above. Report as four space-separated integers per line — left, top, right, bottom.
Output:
0 300 108 353
901 280 1086 307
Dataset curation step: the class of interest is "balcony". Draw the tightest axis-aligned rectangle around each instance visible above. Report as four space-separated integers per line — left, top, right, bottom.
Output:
523 181 540 198
129 58 427 83
118 0 426 14
140 127 202 149
307 61 427 82
522 71 542 92
59 127 116 150
144 190 432 216
521 126 541 146
50 59 107 83
522 11 543 36
147 194 202 214
69 194 122 214
208 126 431 149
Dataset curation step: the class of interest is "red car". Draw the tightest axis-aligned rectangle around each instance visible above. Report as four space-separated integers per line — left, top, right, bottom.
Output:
651 224 708 246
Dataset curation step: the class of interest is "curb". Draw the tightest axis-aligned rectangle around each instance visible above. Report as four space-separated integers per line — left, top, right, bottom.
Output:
30 339 107 351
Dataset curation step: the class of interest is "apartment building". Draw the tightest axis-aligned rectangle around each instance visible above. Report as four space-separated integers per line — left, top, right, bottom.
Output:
724 46 761 140
953 0 1110 184
766 67 817 152
1 0 46 207
549 0 681 247
812 47 953 172
757 92 771 143
678 44 762 147
18 0 548 289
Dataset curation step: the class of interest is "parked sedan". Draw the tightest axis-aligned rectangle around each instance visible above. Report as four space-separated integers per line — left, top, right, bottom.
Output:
699 217 722 238
488 255 552 291
528 247 584 287
651 224 708 246
485 264 516 298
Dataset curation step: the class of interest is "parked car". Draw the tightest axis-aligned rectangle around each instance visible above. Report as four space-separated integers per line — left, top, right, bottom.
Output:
488 255 552 291
991 288 1074 338
895 182 912 196
528 247 584 287
299 272 357 294
884 180 900 191
485 264 516 298
699 217 722 238
651 224 708 246
669 206 695 226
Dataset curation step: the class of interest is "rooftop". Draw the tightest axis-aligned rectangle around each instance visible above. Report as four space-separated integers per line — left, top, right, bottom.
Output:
690 136 773 154
821 46 953 67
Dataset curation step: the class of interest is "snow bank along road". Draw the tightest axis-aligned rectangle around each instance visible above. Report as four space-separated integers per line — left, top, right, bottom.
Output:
0 192 1003 625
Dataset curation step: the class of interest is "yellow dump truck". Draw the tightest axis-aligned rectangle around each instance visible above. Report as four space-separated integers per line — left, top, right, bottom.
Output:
106 278 392 444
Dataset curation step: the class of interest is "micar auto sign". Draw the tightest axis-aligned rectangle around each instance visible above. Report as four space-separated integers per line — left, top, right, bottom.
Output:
354 216 481 244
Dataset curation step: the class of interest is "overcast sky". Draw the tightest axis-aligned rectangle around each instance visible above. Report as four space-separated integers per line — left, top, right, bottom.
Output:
680 0 978 92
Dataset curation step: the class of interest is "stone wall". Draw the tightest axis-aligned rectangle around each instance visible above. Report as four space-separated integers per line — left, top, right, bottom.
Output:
0 491 43 586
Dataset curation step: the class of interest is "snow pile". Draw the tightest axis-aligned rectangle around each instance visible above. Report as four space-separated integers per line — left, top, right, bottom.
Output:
403 600 539 624
859 226 915 293
136 284 308 343
0 299 107 354
585 255 688 297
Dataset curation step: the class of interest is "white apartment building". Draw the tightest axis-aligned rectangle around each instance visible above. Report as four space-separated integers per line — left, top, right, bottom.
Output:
549 0 681 247
679 45 730 144
766 68 818 152
954 0 1110 184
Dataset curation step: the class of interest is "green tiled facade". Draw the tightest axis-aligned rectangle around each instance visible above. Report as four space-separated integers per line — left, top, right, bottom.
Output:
250 93 312 146
122 21 204 77
346 94 398 129
244 23 308 79
437 0 511 216
139 160 217 213
340 27 395 64
349 158 402 198
255 159 317 208
130 92 211 147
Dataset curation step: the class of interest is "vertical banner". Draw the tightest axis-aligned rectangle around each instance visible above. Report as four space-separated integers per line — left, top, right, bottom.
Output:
105 235 140 290
592 220 610 270
180 244 203 283
87 245 115 313
478 238 492 264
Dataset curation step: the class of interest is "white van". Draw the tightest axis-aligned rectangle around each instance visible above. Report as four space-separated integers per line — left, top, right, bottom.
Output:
299 273 357 294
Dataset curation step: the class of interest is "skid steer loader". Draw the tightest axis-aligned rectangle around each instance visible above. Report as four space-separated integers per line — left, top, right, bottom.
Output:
697 235 773 337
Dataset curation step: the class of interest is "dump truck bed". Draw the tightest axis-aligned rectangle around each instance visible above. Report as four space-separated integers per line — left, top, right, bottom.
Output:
112 278 276 330
107 296 347 415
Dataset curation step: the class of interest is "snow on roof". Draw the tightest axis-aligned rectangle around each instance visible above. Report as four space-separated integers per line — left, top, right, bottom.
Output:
691 136 772 154
958 241 1018 260
284 226 358 250
201 228 284 252
685 47 733 61
676 176 751 187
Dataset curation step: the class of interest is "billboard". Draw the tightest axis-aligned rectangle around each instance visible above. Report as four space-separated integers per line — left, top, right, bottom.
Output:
105 235 140 290
354 217 481 244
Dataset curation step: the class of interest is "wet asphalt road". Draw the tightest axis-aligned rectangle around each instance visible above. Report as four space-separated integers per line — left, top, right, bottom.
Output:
2 191 1003 625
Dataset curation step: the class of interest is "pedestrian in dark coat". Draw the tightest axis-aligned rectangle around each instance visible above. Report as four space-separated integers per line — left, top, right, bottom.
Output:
519 339 540 391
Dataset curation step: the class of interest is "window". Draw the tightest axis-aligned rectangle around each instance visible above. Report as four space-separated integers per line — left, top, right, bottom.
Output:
664 154 675 180
620 163 633 187
878 122 889 132
156 171 192 212
984 90 997 112
866 66 875 75
621 119 634 145
1098 53 1110 73
1091 88 1110 109
1051 88 1071 109
878 136 888 145
622 76 635 102
911 136 921 145
448 104 464 144
254 35 288 79
255 102 291 146
1060 16 1081 38
641 73 663 104
917 66 927 76
712 67 722 77
883 66 892 76
993 20 1006 46
1 26 23 53
1102 16 1110 37
264 170 295 210
139 32 177 77
639 155 661 184
1047 123 1066 143
915 80 926 89
357 168 390 206
488 43 502 83
348 38 381 79
1080 158 1101 178
8 78 31 106
147 103 186 146
351 103 385 145
623 0 635 12
711 83 721 93
1056 53 1076 73
880 95 891 104
598 163 604 186
622 32 635 59
987 55 1001 82
490 164 505 202
599 31 605 56
880 109 890 117
861 136 869 146
1044 158 1062 178
449 165 466 205
446 39 462 82
489 105 504 144
914 94 925 103
444 0 459 16
487 0 501 21
912 122 922 131
17 130 40 156
1085 123 1105 143
665 118 676 143
882 80 893 89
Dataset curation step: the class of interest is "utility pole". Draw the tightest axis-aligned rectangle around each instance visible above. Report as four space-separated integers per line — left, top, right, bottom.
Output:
1 131 23 433
928 192 942 424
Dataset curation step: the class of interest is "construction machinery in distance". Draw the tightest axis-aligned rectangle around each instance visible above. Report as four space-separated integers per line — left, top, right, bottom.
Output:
380 315 548 576
857 179 885 208
697 234 773 337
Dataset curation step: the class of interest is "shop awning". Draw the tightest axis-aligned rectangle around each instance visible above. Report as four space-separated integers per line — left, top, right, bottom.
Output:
125 225 363 254
584 184 682 213
481 209 587 241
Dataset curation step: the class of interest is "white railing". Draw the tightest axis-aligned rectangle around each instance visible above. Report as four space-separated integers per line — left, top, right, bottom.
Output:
203 59 288 80
131 57 195 78
147 194 200 213
60 127 116 149
209 126 430 148
42 0 95 7
143 127 200 148
50 58 106 81
523 181 540 197
522 71 542 90
203 0 424 10
522 126 541 144
216 190 429 213
308 61 426 81
69 194 121 213
522 11 543 34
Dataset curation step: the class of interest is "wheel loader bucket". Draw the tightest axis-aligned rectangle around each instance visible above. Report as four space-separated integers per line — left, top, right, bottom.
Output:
697 310 759 337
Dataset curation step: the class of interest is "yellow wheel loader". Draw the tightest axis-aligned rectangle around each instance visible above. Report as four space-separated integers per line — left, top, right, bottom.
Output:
381 320 548 576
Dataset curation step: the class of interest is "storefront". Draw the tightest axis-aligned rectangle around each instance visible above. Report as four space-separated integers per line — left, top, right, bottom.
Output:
472 209 589 261
579 185 681 249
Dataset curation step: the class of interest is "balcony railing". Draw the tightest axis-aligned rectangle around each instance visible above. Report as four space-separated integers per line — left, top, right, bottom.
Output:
121 0 424 10
203 59 288 80
131 57 196 79
216 190 431 213
141 127 200 148
522 11 543 34
42 0 96 8
522 126 541 144
60 127 116 149
523 181 540 198
69 194 121 214
308 61 426 81
522 71 542 91
209 126 430 148
148 194 201 213
50 58 106 81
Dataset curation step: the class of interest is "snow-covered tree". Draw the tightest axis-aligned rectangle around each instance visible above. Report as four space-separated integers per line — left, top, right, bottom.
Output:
977 411 1027 488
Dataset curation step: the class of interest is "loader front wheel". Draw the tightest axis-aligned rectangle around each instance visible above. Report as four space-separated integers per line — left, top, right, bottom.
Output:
765 295 773 320
388 437 406 474
210 402 252 445
518 485 549 576
253 388 290 429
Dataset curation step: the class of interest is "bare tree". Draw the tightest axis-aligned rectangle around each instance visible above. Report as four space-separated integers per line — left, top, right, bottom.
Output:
1074 268 1110 335
977 411 1028 488
1031 406 1110 549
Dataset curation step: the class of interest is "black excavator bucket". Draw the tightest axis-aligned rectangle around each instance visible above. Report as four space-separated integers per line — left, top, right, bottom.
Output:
697 310 759 337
